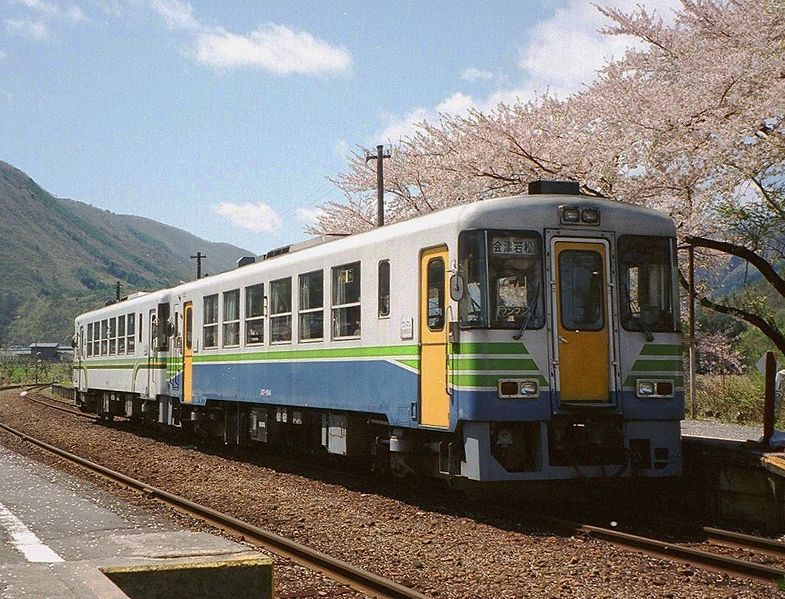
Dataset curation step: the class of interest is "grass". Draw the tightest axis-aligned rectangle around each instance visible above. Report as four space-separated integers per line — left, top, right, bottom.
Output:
689 372 785 429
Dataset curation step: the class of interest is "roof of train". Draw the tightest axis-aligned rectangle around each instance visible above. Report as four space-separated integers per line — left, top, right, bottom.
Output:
76 193 674 320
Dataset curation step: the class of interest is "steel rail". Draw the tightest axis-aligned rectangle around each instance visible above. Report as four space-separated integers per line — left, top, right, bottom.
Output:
24 394 97 420
572 521 785 584
0 420 428 599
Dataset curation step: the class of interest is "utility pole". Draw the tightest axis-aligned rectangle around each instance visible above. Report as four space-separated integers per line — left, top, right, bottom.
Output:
115 281 123 301
365 144 391 227
191 252 207 280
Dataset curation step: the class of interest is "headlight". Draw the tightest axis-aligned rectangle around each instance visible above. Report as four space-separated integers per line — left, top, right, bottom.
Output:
636 379 674 398
637 381 655 396
520 381 538 396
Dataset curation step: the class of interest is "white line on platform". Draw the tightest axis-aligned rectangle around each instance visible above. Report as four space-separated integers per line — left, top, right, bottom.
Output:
0 502 63 563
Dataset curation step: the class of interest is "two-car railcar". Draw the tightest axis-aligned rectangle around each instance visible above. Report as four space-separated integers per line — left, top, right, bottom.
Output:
74 182 683 481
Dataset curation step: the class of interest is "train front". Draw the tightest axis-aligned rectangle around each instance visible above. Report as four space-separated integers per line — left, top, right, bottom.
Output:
449 191 683 481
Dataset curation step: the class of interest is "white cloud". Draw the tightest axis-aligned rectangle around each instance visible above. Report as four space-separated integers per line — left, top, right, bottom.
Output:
376 92 493 143
296 207 321 225
334 138 350 159
11 0 88 22
148 0 199 31
374 1 680 143
4 19 48 39
460 67 494 82
193 23 352 75
517 0 681 96
215 202 283 233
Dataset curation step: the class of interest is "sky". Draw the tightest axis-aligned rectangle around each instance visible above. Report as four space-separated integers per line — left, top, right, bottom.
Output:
0 0 681 255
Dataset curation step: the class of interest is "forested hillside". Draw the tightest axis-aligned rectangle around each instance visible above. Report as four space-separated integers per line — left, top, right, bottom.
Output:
0 161 252 343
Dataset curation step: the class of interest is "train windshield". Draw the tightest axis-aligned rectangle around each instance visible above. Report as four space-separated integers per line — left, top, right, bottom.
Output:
458 230 544 330
618 235 677 332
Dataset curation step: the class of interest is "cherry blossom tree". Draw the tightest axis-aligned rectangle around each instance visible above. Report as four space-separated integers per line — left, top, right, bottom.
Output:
315 0 785 352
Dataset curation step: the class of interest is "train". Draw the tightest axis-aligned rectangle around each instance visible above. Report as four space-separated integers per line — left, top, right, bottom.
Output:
73 180 684 482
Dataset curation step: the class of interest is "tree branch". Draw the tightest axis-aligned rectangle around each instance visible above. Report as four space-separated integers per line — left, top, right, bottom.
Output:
678 271 785 356
685 235 785 298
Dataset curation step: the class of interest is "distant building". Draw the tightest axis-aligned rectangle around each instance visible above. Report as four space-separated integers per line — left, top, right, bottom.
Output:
29 342 71 362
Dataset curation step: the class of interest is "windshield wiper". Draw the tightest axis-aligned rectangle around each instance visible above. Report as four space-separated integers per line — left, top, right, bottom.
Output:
513 282 540 340
637 312 655 342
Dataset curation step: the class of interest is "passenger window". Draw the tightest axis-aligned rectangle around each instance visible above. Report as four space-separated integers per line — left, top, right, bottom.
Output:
245 284 264 345
203 294 218 348
222 289 240 347
94 321 100 356
426 258 445 331
101 319 108 355
270 277 292 343
87 323 93 357
332 262 361 339
378 260 390 318
127 312 135 353
117 315 126 354
109 318 117 355
299 271 324 342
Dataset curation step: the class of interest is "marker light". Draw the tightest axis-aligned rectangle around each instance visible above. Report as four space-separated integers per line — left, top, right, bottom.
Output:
636 379 674 398
581 208 600 224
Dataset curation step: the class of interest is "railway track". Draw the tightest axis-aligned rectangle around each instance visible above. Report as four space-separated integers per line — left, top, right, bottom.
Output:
0 417 428 599
14 388 785 589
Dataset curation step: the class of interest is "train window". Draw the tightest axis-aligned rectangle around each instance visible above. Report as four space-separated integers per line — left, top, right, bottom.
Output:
427 258 445 331
117 314 126 354
618 236 677 333
378 260 390 318
127 312 135 353
270 277 292 343
245 284 264 345
94 321 101 356
458 231 487 326
332 262 361 339
87 323 93 357
101 319 108 355
109 317 117 355
222 289 240 347
558 249 604 331
138 313 143 343
203 294 218 348
459 230 544 330
488 232 544 330
299 270 324 342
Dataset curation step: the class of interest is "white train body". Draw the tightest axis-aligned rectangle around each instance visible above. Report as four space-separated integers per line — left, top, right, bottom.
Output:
74 187 683 481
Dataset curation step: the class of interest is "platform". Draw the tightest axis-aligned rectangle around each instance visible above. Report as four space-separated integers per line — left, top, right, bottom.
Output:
0 445 272 598
679 419 785 533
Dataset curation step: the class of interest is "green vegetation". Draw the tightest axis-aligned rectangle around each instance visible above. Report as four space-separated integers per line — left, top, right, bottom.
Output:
0 356 73 386
690 274 785 427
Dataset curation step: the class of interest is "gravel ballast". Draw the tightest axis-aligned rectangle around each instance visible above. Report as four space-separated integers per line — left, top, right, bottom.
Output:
0 389 780 598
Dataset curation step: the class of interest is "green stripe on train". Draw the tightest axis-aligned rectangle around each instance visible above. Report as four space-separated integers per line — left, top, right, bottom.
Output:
640 344 682 356
193 344 419 363
629 359 682 372
453 342 529 355
450 357 538 371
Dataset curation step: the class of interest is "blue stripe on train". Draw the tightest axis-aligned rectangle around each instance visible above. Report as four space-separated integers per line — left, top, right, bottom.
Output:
191 360 419 427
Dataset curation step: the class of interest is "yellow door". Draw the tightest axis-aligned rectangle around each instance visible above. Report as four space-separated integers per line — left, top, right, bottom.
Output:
183 302 193 404
419 246 450 427
553 241 610 402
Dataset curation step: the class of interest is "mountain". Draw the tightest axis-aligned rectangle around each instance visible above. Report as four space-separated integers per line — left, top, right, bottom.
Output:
0 161 254 344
